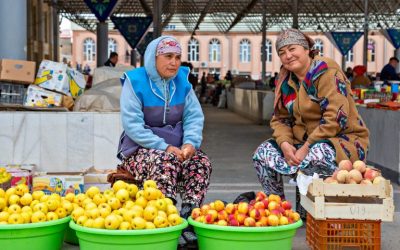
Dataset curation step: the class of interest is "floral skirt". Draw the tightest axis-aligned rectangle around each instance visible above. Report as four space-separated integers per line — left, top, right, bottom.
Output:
252 139 337 197
119 148 212 206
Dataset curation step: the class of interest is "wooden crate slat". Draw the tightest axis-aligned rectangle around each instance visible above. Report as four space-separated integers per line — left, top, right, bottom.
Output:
308 179 392 198
300 194 394 222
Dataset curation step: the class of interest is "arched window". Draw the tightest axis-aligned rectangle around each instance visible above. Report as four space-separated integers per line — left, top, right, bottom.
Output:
368 39 375 62
209 38 221 62
188 38 199 61
261 39 272 62
345 48 354 63
108 38 117 57
239 39 251 63
83 38 96 61
314 39 324 56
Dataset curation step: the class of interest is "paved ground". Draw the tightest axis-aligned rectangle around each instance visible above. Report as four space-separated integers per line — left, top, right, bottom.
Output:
64 105 399 250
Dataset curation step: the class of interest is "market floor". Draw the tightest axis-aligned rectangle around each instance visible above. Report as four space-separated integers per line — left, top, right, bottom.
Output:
63 105 400 250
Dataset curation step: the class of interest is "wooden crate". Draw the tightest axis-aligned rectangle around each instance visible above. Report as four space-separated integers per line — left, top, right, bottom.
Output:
301 179 395 222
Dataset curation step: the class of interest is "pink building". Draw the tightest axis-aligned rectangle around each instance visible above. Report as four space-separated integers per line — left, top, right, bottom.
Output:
71 29 396 79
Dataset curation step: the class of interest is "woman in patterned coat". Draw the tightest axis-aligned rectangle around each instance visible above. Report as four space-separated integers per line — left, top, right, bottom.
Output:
253 29 369 207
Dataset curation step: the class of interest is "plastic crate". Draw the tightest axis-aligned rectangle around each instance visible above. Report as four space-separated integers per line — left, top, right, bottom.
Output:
0 82 27 104
306 213 381 250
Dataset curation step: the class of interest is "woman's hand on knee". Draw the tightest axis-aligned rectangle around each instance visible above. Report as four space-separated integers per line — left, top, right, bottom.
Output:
281 142 300 166
294 143 310 163
166 145 184 161
181 144 195 161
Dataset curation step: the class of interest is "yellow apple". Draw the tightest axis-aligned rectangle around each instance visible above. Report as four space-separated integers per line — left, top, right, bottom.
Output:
119 221 132 230
135 190 144 199
145 221 156 229
143 180 157 189
39 195 49 203
135 196 148 208
131 217 146 230
49 193 61 201
5 187 16 197
33 203 48 214
0 197 6 210
153 215 169 228
84 202 97 211
83 218 94 228
8 213 24 224
107 197 121 210
30 200 39 209
143 187 159 201
74 193 87 206
168 214 182 226
31 211 46 223
55 207 67 218
112 180 128 193
92 217 105 229
155 199 167 211
123 200 135 209
64 192 75 202
8 194 20 205
85 186 100 199
15 184 29 196
104 214 121 230
71 207 85 221
77 215 89 226
157 210 168 218
143 206 158 221
0 211 10 222
164 198 174 206
46 199 60 211
0 188 5 198
166 204 178 215
92 194 106 205
47 212 59 221
21 206 32 214
103 189 115 200
127 184 139 198
20 193 33 206
62 200 74 215
8 204 22 214
115 189 130 203
20 212 31 223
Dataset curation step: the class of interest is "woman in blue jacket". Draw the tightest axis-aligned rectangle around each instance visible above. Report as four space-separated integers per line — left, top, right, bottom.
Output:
117 36 211 243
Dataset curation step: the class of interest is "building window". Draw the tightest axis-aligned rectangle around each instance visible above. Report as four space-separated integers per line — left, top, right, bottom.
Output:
108 38 117 57
239 39 251 63
368 39 375 62
314 39 324 56
209 38 221 62
261 39 272 62
83 38 96 62
188 38 199 62
345 48 354 62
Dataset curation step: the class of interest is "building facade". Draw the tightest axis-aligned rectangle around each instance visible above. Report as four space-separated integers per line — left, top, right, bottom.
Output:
70 29 396 79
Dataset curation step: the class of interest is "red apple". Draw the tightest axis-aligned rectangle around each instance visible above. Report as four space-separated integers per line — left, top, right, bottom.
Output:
225 203 236 214
217 210 228 221
281 201 292 210
338 160 353 171
235 213 247 225
237 202 249 214
249 208 262 220
255 191 267 201
244 217 256 227
191 208 201 219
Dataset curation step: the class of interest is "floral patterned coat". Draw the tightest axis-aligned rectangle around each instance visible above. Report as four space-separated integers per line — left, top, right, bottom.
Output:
271 56 369 163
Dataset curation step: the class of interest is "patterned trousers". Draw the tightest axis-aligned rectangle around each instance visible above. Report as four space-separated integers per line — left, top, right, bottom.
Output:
119 148 212 206
253 139 337 198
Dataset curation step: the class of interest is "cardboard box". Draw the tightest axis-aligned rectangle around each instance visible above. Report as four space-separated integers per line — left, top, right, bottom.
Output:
2 164 36 190
33 172 84 196
0 59 36 84
67 68 86 97
24 85 63 107
83 167 112 192
34 60 69 95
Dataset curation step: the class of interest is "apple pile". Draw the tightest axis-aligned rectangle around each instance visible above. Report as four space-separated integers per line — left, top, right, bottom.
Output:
324 160 386 185
191 192 300 227
0 167 12 185
0 184 72 224
70 180 183 230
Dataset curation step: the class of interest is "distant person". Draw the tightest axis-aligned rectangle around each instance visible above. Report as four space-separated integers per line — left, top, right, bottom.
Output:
345 67 353 81
380 57 400 82
200 72 207 99
224 70 233 81
351 65 371 89
213 72 220 81
181 62 197 89
269 72 278 90
83 64 91 75
104 52 118 67
76 62 82 72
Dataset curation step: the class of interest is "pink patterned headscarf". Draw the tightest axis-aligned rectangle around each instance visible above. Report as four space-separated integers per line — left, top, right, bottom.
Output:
156 37 182 56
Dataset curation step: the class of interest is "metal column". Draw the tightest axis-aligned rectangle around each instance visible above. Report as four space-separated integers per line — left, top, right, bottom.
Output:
153 0 162 39
131 49 137 67
96 22 108 67
363 0 369 69
0 0 27 59
51 0 59 62
261 0 267 85
292 0 299 29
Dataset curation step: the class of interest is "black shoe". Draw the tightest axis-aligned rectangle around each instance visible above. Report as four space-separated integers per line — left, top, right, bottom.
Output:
178 235 187 249
233 191 256 204
180 203 196 219
182 226 197 248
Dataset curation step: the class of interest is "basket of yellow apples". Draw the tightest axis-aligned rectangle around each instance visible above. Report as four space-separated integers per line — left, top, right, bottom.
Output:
68 180 188 250
188 192 303 250
0 184 73 250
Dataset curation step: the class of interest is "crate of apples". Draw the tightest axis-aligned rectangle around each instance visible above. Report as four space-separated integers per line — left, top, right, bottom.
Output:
70 180 184 230
324 160 385 185
191 192 300 227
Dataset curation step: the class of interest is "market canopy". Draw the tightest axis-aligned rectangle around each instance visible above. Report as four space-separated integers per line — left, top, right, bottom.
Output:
54 0 400 33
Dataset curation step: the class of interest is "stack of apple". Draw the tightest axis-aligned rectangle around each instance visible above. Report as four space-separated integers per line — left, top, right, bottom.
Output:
0 167 12 186
191 192 300 227
70 180 183 230
324 160 386 185
0 184 72 224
